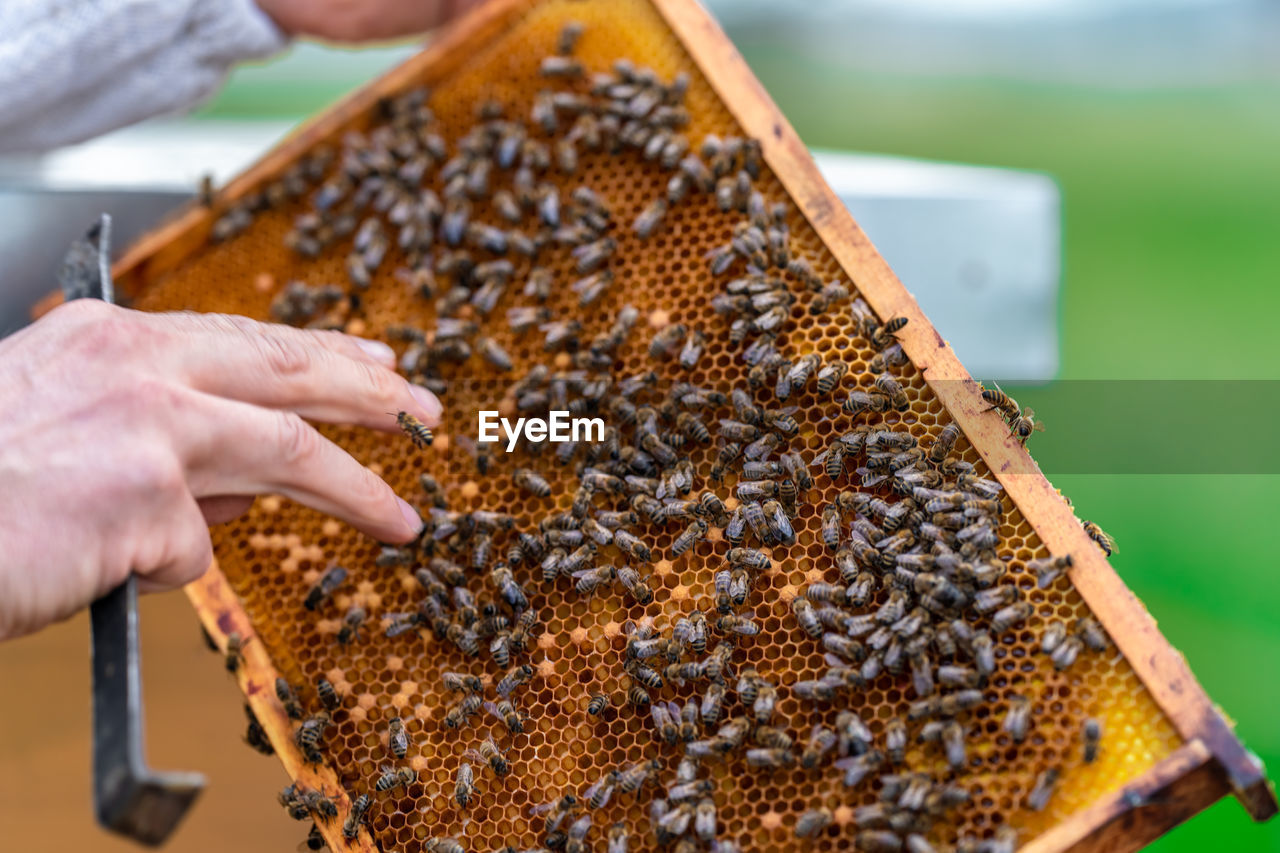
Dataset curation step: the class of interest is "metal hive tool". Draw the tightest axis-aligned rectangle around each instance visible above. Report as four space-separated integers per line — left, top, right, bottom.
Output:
77 0 1275 851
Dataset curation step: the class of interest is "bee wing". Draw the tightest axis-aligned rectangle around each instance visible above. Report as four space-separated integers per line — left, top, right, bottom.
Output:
528 799 559 816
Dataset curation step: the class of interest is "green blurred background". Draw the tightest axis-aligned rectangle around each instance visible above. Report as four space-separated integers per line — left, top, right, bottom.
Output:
193 8 1278 850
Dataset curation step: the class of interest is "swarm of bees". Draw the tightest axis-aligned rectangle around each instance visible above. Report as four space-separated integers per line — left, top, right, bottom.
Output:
201 18 1126 853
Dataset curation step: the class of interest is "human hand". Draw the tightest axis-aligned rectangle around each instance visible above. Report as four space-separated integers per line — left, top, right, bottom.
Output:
0 301 440 640
255 0 483 43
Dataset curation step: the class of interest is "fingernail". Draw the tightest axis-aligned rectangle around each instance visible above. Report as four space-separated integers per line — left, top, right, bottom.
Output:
353 337 396 367
409 383 443 426
396 497 424 536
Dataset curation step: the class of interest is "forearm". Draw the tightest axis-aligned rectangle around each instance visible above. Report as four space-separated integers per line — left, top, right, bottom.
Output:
0 0 287 154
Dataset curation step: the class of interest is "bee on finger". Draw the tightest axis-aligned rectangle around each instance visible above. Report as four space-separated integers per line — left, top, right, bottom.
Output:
394 411 434 448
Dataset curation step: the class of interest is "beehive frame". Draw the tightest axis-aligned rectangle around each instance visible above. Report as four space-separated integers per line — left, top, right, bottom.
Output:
78 0 1274 850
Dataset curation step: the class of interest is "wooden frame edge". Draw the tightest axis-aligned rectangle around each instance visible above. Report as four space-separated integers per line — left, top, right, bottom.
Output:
1020 740 1226 853
645 0 1275 825
187 561 378 853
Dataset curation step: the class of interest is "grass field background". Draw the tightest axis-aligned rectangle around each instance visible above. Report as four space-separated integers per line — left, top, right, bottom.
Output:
198 34 1280 850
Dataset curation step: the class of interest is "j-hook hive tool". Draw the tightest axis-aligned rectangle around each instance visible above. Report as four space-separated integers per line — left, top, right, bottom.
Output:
58 214 206 846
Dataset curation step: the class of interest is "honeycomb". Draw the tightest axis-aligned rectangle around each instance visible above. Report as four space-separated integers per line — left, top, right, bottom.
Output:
123 0 1185 850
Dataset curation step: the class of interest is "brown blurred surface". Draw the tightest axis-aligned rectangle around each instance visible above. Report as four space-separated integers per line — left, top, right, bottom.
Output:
0 586 299 852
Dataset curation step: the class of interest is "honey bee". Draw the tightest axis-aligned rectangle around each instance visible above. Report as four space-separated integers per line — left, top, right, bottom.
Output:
304 565 347 611
795 808 834 839
815 360 848 396
875 374 910 411
700 681 725 725
425 838 464 853
486 699 526 734
991 601 1033 633
617 566 654 605
1010 407 1045 443
244 703 274 755
1076 616 1110 651
628 683 652 709
444 693 483 729
496 663 534 697
1051 635 1084 670
1038 620 1068 655
295 712 330 763
792 597 823 638
387 716 409 759
395 410 434 448
844 390 891 417
746 748 795 769
375 765 415 793
567 813 593 853
514 467 552 498
572 564 615 596
802 726 838 769
614 530 652 562
477 336 513 372
762 500 795 546
557 20 585 54
541 55 584 77
628 661 665 690
276 678 304 720
472 736 511 777
980 383 1021 420
678 330 708 370
835 750 882 788
224 631 245 673
343 793 370 840
634 198 667 239
670 519 709 557
1083 718 1102 763
337 606 366 645
531 794 579 834
1082 520 1117 556
929 423 960 465
316 678 340 711
617 759 663 795
454 762 474 809
649 324 688 358
1027 767 1061 811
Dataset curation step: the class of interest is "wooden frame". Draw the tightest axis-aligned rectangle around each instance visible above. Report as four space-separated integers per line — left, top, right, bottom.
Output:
58 0 1271 849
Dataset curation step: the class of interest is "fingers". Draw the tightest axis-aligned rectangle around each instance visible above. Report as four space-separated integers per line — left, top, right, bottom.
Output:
136 498 216 592
149 311 442 430
254 0 469 43
198 495 256 526
184 397 424 544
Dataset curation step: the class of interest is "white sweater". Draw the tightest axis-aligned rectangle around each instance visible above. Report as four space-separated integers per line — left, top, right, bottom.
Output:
0 0 288 154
